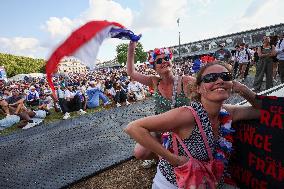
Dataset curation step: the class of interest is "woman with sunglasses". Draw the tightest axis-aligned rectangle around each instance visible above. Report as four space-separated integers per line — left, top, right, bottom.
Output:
127 41 196 166
125 62 260 188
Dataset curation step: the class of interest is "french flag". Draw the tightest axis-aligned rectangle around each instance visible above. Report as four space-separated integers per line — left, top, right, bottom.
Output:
46 20 140 96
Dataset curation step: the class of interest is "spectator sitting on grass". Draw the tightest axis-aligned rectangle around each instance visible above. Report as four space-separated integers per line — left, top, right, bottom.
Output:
75 86 87 111
4 88 36 128
109 82 130 107
38 93 53 115
86 81 109 109
26 86 40 107
61 85 86 120
127 78 145 101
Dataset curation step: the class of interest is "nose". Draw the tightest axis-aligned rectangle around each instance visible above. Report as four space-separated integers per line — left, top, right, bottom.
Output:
215 77 225 84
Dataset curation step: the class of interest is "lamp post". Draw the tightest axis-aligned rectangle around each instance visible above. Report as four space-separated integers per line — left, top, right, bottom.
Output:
177 18 181 59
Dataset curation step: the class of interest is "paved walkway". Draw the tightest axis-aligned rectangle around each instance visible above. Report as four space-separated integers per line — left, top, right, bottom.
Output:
0 99 155 189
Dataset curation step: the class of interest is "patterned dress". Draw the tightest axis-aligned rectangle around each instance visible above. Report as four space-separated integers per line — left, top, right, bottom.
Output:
158 101 232 188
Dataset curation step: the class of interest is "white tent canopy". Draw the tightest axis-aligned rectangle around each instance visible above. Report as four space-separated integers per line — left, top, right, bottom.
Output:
9 73 45 81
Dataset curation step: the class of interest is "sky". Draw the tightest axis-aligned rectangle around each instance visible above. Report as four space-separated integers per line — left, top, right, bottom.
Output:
0 0 283 62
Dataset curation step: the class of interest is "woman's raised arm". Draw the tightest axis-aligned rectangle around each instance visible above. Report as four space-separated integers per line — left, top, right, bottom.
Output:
224 81 261 122
127 41 154 87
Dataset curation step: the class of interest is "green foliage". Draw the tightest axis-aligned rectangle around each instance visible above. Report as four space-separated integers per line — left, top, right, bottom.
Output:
116 42 147 66
0 53 46 77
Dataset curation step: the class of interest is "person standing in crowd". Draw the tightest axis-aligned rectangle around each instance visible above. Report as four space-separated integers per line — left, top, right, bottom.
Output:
253 36 276 92
243 44 253 80
231 45 240 79
127 41 196 168
125 62 261 189
275 33 284 83
270 35 280 82
253 47 259 65
213 43 232 62
236 43 250 82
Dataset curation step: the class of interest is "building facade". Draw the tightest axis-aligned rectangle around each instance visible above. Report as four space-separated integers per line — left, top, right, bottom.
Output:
168 23 284 59
57 58 88 74
96 58 121 68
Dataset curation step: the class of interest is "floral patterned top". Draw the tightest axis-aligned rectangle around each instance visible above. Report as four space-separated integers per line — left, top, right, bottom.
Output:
153 77 190 115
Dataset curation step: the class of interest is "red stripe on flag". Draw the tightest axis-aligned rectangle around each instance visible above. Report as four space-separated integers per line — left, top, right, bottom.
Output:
46 20 125 98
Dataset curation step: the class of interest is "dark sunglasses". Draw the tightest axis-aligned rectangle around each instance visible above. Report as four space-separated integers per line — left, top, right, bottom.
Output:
200 72 232 83
155 56 170 64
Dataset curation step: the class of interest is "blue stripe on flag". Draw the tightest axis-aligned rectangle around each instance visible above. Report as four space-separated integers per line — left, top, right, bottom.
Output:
110 28 141 42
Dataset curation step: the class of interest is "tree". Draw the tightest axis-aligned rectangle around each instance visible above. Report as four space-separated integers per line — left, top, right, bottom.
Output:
0 53 45 77
116 42 147 66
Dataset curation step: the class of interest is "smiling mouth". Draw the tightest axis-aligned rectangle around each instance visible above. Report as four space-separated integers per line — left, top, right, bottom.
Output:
212 88 226 91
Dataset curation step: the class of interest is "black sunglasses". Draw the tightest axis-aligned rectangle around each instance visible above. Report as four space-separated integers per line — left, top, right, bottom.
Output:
200 72 232 83
155 56 170 64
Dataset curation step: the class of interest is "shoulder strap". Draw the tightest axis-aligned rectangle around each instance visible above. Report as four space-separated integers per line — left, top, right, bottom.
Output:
171 76 178 109
186 106 213 160
156 78 162 87
172 133 193 159
180 76 185 93
172 106 213 160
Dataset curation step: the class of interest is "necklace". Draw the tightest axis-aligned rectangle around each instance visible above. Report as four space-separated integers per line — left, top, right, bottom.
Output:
214 109 235 165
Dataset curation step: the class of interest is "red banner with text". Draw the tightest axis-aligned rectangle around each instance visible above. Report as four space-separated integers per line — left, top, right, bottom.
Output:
228 95 284 189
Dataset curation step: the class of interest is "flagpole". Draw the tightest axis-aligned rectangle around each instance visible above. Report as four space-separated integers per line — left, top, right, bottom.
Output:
177 18 181 59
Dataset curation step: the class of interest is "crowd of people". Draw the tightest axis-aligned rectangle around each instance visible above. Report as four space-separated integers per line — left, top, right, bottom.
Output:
1 34 284 129
1 33 284 188
0 66 151 129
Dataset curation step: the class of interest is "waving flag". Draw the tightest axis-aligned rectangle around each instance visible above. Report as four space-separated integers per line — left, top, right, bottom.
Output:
46 20 141 97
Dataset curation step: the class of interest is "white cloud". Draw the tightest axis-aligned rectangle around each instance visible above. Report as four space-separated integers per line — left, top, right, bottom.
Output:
81 0 133 27
194 0 214 7
133 0 188 32
228 0 284 33
40 0 134 61
0 37 46 58
43 17 76 39
41 0 133 40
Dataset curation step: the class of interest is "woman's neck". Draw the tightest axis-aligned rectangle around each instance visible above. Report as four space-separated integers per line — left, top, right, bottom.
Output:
201 98 223 121
160 72 174 83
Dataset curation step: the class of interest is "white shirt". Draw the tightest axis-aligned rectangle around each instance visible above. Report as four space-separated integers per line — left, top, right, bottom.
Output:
109 87 116 96
64 89 75 99
237 48 250 63
128 81 143 92
57 89 65 99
